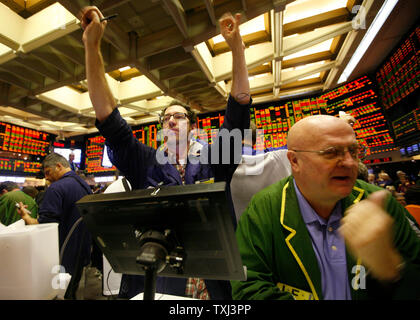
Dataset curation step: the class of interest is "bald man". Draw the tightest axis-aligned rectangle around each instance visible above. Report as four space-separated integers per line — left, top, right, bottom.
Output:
232 115 420 300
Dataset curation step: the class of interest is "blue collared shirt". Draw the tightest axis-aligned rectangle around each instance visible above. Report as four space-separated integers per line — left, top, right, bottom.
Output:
294 180 351 300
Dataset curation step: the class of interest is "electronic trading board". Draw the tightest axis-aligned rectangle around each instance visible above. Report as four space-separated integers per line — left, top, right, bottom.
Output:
376 26 420 110
0 122 52 175
195 113 225 144
250 76 395 154
0 122 50 156
85 74 403 169
391 106 420 143
85 123 161 174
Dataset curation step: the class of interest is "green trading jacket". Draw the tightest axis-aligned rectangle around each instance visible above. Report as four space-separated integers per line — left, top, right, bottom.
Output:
0 190 38 226
232 176 420 300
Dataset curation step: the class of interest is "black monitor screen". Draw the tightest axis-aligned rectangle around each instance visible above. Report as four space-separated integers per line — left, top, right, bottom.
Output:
76 182 245 281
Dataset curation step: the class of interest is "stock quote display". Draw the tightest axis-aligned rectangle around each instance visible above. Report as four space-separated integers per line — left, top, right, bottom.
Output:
195 113 225 144
250 76 395 155
85 123 161 174
392 107 420 145
375 24 420 148
376 26 419 110
86 75 397 168
0 121 52 175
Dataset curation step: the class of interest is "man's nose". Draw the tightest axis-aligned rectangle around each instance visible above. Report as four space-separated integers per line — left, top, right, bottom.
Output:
168 118 177 127
338 150 358 166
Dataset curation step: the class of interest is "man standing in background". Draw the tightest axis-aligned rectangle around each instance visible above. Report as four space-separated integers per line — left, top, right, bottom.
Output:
17 153 92 278
0 181 37 226
69 152 79 172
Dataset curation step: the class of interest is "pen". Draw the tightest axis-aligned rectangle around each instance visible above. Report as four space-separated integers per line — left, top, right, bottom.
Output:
100 14 118 22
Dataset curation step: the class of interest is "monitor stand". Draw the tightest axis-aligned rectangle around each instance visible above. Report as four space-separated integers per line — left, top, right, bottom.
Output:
76 182 246 301
136 229 186 300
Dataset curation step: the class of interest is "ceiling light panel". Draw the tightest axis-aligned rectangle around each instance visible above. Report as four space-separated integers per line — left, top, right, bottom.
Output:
283 39 334 60
284 0 348 24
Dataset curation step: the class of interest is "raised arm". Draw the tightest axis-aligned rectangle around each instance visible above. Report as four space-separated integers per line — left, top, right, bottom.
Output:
81 6 116 122
219 13 250 105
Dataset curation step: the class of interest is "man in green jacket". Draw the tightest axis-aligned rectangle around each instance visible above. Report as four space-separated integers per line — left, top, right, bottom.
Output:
232 115 420 300
0 181 38 226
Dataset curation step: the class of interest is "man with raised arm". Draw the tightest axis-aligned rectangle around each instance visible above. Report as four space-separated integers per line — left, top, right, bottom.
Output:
81 7 251 299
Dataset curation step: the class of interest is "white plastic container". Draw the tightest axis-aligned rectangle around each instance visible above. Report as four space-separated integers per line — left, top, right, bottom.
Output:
0 222 60 300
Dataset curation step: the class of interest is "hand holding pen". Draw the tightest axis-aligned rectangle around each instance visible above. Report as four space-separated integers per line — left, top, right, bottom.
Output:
80 6 117 48
15 202 31 218
100 14 118 23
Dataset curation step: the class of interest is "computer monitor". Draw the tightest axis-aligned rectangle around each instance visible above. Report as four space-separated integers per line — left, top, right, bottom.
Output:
76 182 245 283
53 148 82 164
406 146 413 156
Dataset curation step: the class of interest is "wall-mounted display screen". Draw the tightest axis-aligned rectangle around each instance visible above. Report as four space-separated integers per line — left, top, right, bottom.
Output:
132 123 161 150
84 74 402 167
391 106 420 146
195 113 225 144
321 76 395 155
85 135 115 174
53 148 82 164
375 26 420 110
363 157 392 165
0 122 51 156
248 76 395 155
0 121 54 176
0 158 42 174
85 122 162 175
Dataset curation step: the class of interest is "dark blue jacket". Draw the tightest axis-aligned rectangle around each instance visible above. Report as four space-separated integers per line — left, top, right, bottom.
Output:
96 95 251 299
38 170 92 275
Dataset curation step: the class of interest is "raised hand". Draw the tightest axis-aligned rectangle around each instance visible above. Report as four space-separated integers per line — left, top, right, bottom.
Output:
339 190 404 281
80 6 106 48
219 12 245 52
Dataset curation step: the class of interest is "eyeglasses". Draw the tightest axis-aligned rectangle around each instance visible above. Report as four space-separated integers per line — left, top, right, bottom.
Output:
161 112 188 123
290 144 364 160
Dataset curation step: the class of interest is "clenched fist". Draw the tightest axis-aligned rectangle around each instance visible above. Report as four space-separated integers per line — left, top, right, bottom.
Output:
80 6 106 49
339 190 404 282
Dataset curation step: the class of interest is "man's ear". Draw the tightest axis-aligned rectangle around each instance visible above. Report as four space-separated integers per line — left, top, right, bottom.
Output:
287 150 299 172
